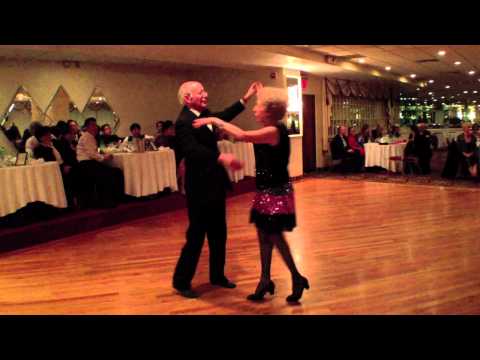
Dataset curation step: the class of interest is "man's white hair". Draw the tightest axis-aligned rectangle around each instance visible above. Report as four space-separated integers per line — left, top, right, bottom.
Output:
257 87 288 121
177 81 201 105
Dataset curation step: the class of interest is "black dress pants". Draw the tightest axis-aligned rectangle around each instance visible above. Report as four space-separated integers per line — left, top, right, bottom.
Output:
173 188 227 290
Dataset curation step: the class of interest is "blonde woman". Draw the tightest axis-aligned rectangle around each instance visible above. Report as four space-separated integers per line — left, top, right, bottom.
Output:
194 86 309 303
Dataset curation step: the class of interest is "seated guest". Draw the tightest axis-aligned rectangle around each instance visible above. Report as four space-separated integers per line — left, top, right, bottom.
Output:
77 117 124 208
331 125 362 173
371 124 384 141
25 121 43 157
122 123 153 146
99 124 122 147
457 123 478 178
67 119 81 147
356 124 370 146
414 122 433 175
33 126 63 164
389 124 401 138
4 120 22 149
155 120 164 136
154 120 176 148
348 126 365 156
53 121 79 207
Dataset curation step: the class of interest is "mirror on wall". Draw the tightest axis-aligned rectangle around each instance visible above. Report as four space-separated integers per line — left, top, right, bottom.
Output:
44 86 84 126
82 87 120 133
1 86 46 138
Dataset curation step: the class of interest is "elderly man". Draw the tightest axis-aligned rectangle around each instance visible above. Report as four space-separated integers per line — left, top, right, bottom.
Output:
172 80 259 298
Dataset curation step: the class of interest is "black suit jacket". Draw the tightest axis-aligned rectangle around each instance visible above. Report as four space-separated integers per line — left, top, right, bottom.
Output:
331 134 351 160
175 101 245 201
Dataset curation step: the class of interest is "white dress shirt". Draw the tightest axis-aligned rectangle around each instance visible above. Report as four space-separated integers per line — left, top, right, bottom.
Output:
25 136 39 156
77 131 104 162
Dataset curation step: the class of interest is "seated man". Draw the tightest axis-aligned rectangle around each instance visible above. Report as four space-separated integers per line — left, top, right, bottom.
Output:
53 121 80 206
99 124 122 147
76 117 124 208
154 120 175 148
122 123 153 144
331 125 362 173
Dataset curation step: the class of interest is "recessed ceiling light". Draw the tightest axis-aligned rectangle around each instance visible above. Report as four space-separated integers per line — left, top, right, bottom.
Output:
410 74 417 78
438 50 446 56
428 92 433 95
473 91 478 94
416 88 420 91
454 61 462 66
428 79 434 83
464 91 469 94
385 66 391 71
473 100 477 103
445 85 451 89
358 58 366 63
469 70 476 75
441 96 445 99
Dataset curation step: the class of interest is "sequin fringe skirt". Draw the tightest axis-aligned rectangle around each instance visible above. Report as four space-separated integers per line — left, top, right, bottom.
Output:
250 182 296 233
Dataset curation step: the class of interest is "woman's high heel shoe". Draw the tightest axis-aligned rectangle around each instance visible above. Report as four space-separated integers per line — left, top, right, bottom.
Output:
247 281 275 301
286 276 310 303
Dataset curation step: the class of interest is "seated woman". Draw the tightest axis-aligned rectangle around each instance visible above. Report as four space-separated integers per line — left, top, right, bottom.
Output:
347 126 365 169
33 126 63 164
457 123 478 178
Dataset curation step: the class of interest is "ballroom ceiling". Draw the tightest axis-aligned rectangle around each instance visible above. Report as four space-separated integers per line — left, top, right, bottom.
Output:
1 45 479 105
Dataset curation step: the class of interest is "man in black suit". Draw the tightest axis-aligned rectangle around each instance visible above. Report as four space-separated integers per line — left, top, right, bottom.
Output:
172 80 259 298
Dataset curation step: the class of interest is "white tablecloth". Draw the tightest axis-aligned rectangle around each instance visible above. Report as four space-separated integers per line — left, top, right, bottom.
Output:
429 129 463 148
0 162 67 217
217 140 256 182
364 142 407 172
109 148 178 197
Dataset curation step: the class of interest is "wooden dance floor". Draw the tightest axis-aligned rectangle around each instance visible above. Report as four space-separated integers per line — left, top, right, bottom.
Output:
0 177 479 314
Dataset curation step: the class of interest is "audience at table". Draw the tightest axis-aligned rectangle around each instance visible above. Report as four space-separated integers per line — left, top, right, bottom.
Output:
99 124 122 147
52 121 79 206
154 120 175 148
356 124 371 146
25 121 43 157
67 119 81 148
371 124 385 141
331 125 362 173
76 117 124 208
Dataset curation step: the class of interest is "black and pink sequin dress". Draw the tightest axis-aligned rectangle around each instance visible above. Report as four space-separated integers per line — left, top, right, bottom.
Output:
250 123 296 233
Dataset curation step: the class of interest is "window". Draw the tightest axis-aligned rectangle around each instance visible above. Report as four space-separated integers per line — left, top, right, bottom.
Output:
330 96 388 137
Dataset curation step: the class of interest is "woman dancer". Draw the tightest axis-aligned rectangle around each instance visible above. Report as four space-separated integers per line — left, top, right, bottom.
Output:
193 86 309 303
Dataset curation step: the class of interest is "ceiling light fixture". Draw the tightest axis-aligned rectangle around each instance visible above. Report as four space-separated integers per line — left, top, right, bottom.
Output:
410 74 417 78
469 70 476 75
385 66 391 71
438 50 446 56
454 61 462 66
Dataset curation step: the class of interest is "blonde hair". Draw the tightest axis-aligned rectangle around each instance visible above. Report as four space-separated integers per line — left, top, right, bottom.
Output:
256 87 288 122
